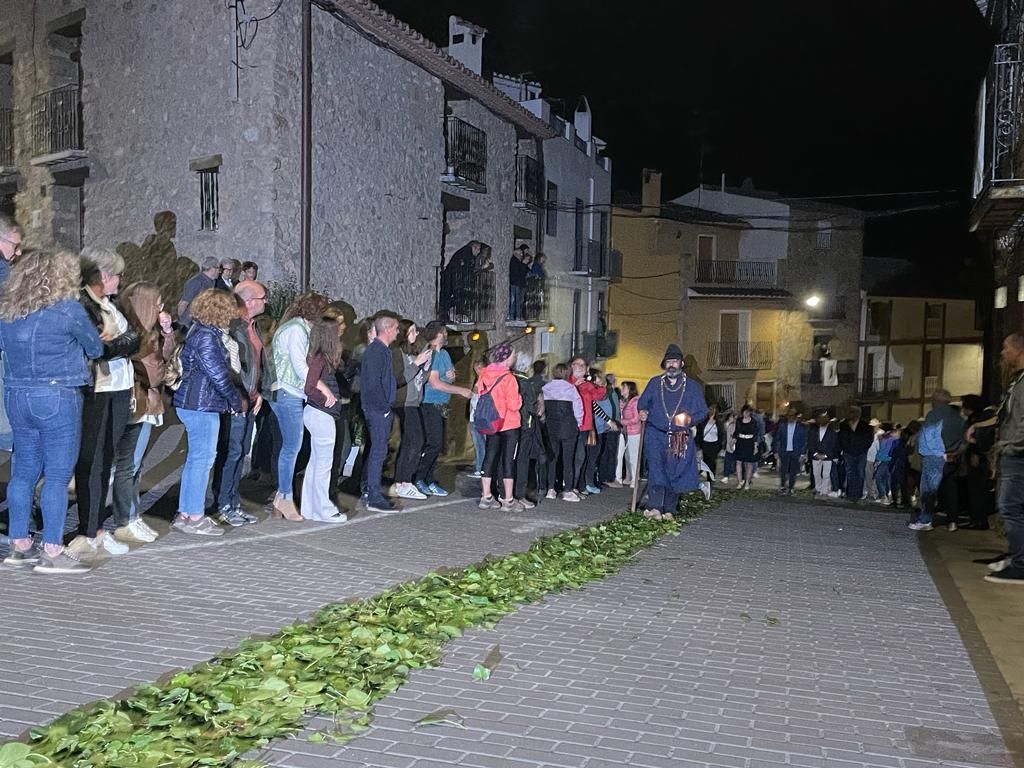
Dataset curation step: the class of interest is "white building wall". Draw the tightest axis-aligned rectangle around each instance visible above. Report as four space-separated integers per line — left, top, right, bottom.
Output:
673 186 791 263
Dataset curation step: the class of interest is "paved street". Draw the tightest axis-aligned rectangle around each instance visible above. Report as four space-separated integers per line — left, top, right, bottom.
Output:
0 457 1021 768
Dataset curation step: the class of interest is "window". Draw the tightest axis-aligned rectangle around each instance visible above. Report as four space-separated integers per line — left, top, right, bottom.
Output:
816 220 832 250
1018 275 1024 303
868 301 891 338
697 234 716 261
198 168 219 231
545 181 558 236
706 382 736 411
996 286 1008 309
571 289 582 355
925 302 944 338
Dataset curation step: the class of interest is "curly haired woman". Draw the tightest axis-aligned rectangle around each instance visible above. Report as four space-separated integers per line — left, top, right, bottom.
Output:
0 250 103 574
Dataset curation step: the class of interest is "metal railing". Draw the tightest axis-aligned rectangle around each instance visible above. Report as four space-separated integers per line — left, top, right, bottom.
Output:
514 153 542 208
443 116 487 190
859 376 902 396
573 238 608 276
800 359 856 386
0 108 13 167
523 275 546 323
706 341 773 370
806 296 847 321
436 263 495 327
583 330 618 360
694 259 778 286
988 42 1024 184
32 84 83 157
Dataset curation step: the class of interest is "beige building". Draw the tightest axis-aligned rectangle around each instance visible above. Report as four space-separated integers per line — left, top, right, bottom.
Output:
608 171 866 416
859 266 985 423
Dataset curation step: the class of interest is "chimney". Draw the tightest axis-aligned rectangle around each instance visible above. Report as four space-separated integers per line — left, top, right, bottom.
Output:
445 16 487 75
574 96 592 142
641 169 662 212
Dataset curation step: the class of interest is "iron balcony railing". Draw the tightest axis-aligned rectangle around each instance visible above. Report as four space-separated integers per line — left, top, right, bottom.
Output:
514 153 542 208
987 42 1024 184
435 263 495 327
0 108 13 167
443 115 487 191
800 359 856 386
706 341 773 370
695 259 778 286
523 274 546 323
32 84 83 157
583 330 618 360
859 376 902 396
573 238 608 276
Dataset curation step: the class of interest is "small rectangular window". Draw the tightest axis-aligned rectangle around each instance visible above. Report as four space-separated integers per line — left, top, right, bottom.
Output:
546 181 558 236
1018 275 1024 303
816 220 832 250
996 286 1008 309
698 234 715 261
198 168 219 231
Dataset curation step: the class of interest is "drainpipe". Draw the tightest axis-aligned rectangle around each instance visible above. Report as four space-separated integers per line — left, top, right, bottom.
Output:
299 0 312 292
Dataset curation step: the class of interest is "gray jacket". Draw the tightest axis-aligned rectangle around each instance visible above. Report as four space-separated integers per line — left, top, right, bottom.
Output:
998 371 1024 456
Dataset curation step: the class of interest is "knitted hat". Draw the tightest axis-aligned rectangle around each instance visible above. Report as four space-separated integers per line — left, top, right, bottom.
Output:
661 343 684 369
491 342 514 363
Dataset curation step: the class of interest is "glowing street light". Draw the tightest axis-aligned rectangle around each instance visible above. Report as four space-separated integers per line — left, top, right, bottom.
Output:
804 294 822 308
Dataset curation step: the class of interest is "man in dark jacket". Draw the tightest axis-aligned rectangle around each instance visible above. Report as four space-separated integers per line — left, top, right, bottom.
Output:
513 357 547 505
775 408 808 495
807 412 841 496
839 405 874 501
360 314 399 513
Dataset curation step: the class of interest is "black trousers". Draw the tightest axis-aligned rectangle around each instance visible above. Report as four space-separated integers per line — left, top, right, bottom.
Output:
551 436 576 493
966 461 994 528
598 431 620 484
416 404 445 485
573 431 597 491
394 406 425 484
702 443 721 477
483 428 520 481
515 425 549 498
251 404 281 483
925 461 960 522
75 388 131 537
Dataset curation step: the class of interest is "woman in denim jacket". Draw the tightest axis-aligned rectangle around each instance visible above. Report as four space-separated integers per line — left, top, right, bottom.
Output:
172 289 244 536
0 249 103 574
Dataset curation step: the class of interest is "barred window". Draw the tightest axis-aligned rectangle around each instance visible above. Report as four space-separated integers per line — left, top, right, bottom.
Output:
198 168 219 231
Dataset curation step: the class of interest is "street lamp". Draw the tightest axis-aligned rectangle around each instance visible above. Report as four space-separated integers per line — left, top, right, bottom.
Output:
804 294 822 308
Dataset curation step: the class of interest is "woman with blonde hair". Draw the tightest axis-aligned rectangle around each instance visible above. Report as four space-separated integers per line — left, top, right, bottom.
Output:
269 291 329 520
171 288 244 536
0 250 102 574
70 248 140 558
110 281 177 545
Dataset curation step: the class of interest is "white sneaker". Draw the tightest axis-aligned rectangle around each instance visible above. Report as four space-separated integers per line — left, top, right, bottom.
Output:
545 489 557 500
136 519 160 540
699 481 711 500
100 534 129 555
989 558 1010 572
947 522 958 532
66 535 96 557
395 483 427 500
560 491 581 503
908 522 934 532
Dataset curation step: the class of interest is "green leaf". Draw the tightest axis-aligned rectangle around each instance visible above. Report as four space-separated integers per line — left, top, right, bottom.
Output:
765 616 782 627
414 708 466 729
472 664 491 682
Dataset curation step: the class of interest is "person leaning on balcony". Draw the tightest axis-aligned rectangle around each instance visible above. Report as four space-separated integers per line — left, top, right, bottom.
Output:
70 249 141 559
440 240 480 323
0 249 103 574
508 245 530 321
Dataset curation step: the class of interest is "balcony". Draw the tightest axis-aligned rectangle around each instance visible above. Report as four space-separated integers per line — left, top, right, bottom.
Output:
436 263 495 328
800 359 856 386
30 84 87 166
582 329 618 360
572 238 609 277
706 341 773 370
694 259 778 287
441 116 487 193
859 376 902 396
0 108 14 170
971 43 1024 231
514 153 542 209
805 296 847 321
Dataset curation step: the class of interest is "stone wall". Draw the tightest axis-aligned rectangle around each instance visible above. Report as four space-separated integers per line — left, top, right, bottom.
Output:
309 11 444 321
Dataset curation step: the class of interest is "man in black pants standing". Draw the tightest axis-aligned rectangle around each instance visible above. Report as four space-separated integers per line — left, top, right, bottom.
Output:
360 314 399 513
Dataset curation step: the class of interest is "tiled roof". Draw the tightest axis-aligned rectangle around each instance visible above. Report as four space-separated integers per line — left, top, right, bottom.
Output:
688 286 792 299
324 0 557 139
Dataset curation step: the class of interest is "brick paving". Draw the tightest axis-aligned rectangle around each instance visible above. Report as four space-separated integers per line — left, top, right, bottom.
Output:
0 482 1017 767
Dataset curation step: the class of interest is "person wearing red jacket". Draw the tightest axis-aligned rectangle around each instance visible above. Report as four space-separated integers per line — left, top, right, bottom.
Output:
569 355 607 496
476 342 523 512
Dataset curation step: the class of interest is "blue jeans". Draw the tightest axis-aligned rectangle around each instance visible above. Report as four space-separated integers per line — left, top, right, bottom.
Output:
472 426 487 473
177 409 220 517
844 453 867 500
270 391 305 498
362 409 393 504
875 462 891 499
5 386 83 546
918 454 953 525
212 411 255 509
997 455 1024 569
112 420 154 525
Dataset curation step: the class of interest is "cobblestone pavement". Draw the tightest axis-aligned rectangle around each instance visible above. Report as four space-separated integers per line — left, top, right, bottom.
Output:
0 476 1018 768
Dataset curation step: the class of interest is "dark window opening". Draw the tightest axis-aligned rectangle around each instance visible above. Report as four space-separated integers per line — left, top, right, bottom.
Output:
199 168 219 231
545 181 558 236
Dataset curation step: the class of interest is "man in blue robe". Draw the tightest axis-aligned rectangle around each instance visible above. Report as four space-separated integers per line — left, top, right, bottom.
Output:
638 344 708 519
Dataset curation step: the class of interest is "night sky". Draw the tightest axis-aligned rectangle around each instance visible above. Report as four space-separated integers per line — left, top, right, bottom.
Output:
377 0 993 273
